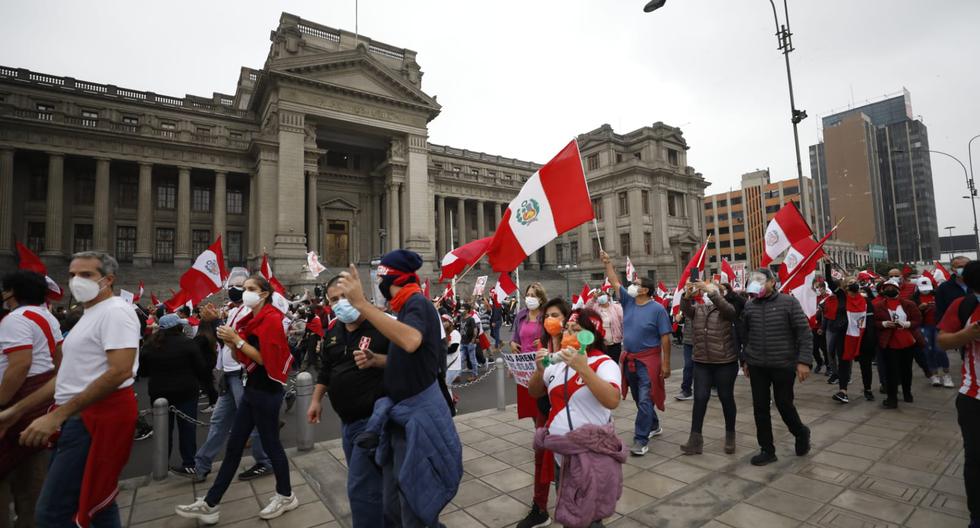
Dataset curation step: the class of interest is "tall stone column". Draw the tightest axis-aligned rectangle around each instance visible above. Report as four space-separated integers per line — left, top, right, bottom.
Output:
306 170 318 252
402 134 433 265
175 166 191 266
603 194 616 255
578 224 590 265
456 198 466 247
42 152 64 259
213 171 227 250
476 200 486 240
247 170 258 262
0 148 13 257
93 158 111 252
544 241 557 270
255 150 279 263
274 110 310 279
493 202 502 228
134 162 153 267
386 182 401 252
628 189 644 257
435 195 445 257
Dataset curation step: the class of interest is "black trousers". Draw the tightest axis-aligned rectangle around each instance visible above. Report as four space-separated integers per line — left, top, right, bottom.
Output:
606 343 622 365
691 361 738 433
748 365 807 454
956 394 980 525
883 346 916 401
838 349 874 392
811 330 827 368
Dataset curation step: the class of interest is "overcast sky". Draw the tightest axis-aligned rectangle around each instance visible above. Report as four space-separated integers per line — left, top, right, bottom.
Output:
3 0 979 236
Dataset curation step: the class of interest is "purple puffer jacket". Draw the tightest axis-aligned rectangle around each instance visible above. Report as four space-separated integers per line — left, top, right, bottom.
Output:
534 423 628 528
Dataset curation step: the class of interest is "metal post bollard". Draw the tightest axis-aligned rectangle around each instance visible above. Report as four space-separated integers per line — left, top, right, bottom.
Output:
152 398 169 481
295 372 315 451
495 357 506 411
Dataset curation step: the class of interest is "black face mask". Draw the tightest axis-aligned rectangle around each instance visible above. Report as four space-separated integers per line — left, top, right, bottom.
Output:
227 286 244 303
847 283 860 293
882 289 899 298
379 275 396 301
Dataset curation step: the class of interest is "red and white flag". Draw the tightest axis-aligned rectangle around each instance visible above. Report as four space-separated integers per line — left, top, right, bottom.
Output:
441 282 455 303
150 292 160 306
933 260 951 284
760 202 813 266
133 280 144 304
488 140 594 272
779 231 834 323
163 289 190 313
720 259 736 285
579 282 591 304
601 277 613 293
15 241 63 301
656 281 668 299
177 237 229 307
625 256 638 282
671 240 710 316
307 251 327 278
492 272 518 306
842 294 867 361
439 237 492 282
261 253 286 295
422 278 431 299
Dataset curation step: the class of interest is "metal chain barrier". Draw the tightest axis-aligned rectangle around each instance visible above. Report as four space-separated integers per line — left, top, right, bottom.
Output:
452 361 498 389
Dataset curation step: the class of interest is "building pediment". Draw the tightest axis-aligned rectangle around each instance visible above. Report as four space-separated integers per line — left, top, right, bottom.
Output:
320 196 360 212
669 230 702 247
269 50 440 117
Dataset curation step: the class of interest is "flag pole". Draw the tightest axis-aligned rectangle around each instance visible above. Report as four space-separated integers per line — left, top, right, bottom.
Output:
592 219 604 252
779 222 842 293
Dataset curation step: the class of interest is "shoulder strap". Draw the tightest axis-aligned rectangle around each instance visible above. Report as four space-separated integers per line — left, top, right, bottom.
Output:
959 294 978 329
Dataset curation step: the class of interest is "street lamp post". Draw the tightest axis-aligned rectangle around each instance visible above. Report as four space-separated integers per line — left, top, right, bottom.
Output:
560 264 578 299
931 149 979 254
643 0 808 218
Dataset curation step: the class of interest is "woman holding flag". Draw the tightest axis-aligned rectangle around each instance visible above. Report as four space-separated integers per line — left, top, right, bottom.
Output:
831 277 875 404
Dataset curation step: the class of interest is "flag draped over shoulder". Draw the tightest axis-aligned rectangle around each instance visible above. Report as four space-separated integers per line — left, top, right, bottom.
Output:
487 141 594 272
842 294 867 361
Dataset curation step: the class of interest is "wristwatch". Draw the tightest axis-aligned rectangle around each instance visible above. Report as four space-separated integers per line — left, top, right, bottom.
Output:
235 339 245 349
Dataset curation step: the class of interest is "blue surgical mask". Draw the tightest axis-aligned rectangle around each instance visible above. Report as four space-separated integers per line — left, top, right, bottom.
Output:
333 299 361 324
597 294 609 305
955 267 965 277
746 281 764 296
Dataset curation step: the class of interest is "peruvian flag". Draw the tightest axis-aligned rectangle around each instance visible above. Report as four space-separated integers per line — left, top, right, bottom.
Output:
439 237 492 282
656 281 669 299
601 277 613 292
933 260 951 284
422 278 431 299
760 202 813 266
579 282 591 304
720 259 736 285
492 272 517 306
670 240 710 316
442 282 455 303
261 253 286 295
488 140 594 272
842 294 867 361
307 251 327 278
163 289 190 313
176 237 229 307
15 241 63 301
625 256 638 282
133 281 144 304
779 231 834 322
150 292 160 306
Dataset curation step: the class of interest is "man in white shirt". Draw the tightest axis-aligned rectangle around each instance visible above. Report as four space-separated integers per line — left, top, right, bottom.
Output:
19 251 140 527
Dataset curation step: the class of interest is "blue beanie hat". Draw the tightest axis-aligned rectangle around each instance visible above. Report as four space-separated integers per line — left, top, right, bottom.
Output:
379 249 423 276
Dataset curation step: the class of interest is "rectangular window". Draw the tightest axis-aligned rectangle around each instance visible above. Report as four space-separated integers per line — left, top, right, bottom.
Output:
735 252 747 261
73 224 93 253
117 174 137 208
705 201 713 209
470 168 479 175
717 199 727 207
633 152 641 161
733 223 745 233
27 222 44 253
783 185 799 196
644 232 652 255
122 115 139 132
616 153 623 163
192 229 211 257
667 148 679 166
592 197 604 221
81 110 98 128
618 191 629 216
116 226 136 263
30 170 47 201
587 154 599 171
720 240 731 248
668 191 684 217
718 226 730 235
229 131 243 139
154 228 174 262
620 233 631 256
192 186 211 213
227 231 243 266
570 241 578 264
196 127 211 136
730 196 742 205
75 173 95 205
556 244 564 266
160 121 176 138
157 181 176 209
718 213 728 221
705 215 714 223
227 189 244 215
36 103 53 121
766 204 779 213
642 190 650 215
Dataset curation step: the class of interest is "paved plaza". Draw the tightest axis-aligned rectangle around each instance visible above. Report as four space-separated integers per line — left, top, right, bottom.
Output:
120 358 970 528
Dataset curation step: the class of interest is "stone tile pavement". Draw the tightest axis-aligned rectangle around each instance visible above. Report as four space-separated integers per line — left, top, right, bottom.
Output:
122 357 971 527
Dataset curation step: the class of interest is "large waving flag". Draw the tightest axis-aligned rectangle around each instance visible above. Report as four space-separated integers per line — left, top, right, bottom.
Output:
261 253 286 294
720 259 736 285
492 272 517 306
761 202 813 266
670 239 710 316
15 241 63 301
175 237 229 307
440 237 492 282
488 140 594 272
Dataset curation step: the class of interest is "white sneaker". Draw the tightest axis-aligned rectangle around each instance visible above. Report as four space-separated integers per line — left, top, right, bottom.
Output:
175 498 220 525
630 442 649 456
648 425 664 438
931 375 942 387
259 493 299 520
943 374 955 388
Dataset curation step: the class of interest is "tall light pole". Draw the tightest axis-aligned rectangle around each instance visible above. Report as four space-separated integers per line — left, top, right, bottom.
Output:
930 149 978 254
643 0 808 218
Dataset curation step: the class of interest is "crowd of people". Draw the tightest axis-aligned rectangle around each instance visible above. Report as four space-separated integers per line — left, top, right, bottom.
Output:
0 248 977 528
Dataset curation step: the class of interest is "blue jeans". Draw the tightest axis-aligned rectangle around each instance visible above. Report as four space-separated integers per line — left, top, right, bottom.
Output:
342 419 390 528
461 343 478 375
205 386 291 505
921 325 950 372
168 397 198 468
490 322 502 347
195 372 270 474
35 417 121 527
681 344 694 394
626 360 659 445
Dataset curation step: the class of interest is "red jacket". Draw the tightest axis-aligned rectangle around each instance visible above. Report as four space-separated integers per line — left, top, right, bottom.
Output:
873 298 921 349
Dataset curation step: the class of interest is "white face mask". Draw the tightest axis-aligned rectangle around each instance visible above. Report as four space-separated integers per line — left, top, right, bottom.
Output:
955 267 965 277
597 294 609 305
525 296 540 310
746 281 764 296
627 284 640 298
242 290 263 308
69 276 105 303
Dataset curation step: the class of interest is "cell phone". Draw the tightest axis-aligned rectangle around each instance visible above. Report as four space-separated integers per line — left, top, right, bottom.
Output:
690 268 700 282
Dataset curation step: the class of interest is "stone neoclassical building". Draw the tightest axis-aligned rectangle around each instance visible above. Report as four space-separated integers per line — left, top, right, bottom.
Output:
0 13 707 291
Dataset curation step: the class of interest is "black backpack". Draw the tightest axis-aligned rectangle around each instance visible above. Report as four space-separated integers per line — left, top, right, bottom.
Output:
958 294 979 329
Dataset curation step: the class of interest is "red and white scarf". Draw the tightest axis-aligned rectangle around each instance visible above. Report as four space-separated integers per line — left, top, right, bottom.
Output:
842 294 867 361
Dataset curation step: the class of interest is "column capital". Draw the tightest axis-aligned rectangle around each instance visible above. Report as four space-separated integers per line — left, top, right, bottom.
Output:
137 161 154 168
176 165 192 173
93 156 112 162
45 151 64 159
0 146 14 154
214 169 228 176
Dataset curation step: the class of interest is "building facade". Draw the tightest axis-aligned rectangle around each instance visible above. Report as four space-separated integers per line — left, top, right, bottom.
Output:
0 13 706 291
809 90 940 262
